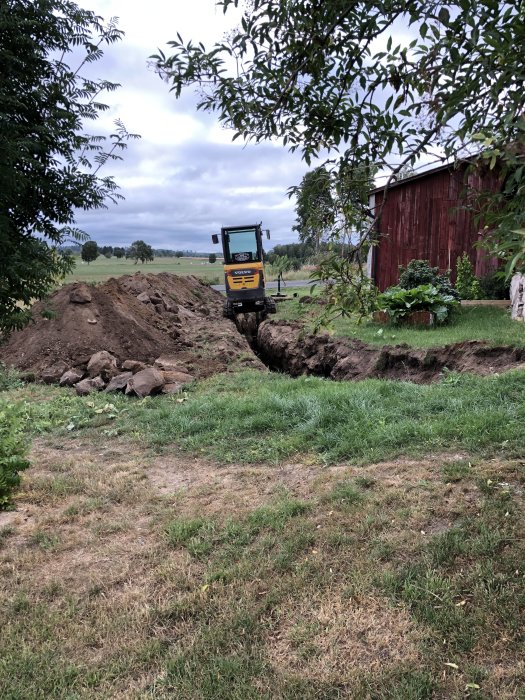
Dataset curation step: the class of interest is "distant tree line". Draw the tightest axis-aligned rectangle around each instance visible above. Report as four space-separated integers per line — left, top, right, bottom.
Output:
266 240 366 270
78 242 219 262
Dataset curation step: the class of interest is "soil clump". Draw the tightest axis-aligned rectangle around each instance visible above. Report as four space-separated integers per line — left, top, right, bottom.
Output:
0 273 263 387
257 320 525 383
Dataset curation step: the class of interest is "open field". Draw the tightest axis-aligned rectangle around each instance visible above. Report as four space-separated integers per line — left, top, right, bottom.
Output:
1 369 525 698
63 256 310 285
275 290 524 349
63 256 226 285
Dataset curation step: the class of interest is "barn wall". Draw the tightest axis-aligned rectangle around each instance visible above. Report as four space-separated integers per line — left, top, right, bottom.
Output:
371 166 499 291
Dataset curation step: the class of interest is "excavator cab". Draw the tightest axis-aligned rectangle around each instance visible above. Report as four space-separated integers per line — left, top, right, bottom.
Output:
212 224 276 318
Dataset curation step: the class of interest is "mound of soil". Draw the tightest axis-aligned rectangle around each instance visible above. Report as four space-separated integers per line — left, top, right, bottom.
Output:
0 273 263 381
257 320 525 383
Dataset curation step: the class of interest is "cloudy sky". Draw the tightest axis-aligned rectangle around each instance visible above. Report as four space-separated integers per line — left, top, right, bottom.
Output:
74 0 311 252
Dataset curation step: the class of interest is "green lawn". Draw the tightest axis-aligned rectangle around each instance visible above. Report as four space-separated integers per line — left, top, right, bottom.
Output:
63 255 225 284
7 367 525 466
276 290 523 348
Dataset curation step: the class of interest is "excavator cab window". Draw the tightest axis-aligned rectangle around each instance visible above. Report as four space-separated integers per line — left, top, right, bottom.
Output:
224 228 261 265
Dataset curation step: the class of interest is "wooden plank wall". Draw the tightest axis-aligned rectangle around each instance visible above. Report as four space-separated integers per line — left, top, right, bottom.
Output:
372 165 499 290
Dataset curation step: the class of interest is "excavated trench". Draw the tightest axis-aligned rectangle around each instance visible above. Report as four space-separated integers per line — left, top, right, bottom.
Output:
1 274 523 388
235 316 525 384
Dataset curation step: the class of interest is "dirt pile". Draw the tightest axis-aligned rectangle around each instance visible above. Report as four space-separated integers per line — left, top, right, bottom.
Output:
257 320 525 382
0 273 263 384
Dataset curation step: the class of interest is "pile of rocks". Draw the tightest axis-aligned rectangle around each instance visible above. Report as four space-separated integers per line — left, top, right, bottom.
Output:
46 351 195 398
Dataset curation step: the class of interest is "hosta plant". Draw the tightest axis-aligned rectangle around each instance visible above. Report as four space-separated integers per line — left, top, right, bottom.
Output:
378 284 459 324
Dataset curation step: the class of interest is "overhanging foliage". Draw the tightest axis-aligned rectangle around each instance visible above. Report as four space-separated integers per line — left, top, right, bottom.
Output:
153 0 525 271
0 0 139 334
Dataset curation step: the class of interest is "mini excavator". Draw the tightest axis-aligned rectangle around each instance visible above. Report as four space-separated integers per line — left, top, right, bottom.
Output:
212 223 277 319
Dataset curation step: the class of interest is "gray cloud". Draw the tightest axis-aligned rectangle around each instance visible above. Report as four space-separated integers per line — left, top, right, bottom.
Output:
73 2 313 252
76 136 308 251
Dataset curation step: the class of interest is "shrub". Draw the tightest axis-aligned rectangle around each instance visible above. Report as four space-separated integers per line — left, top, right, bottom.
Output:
398 259 459 299
311 251 379 326
478 271 509 300
0 364 23 392
378 284 459 324
0 404 30 510
455 253 482 300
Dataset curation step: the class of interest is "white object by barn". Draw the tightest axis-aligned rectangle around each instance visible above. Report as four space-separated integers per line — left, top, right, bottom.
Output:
510 274 525 321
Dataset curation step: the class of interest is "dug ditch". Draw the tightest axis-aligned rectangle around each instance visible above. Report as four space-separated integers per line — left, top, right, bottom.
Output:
239 317 525 384
1 273 524 391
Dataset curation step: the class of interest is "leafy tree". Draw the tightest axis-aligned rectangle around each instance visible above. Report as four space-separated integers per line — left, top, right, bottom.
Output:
0 1 139 335
292 167 333 252
113 247 125 259
267 242 314 268
128 240 154 264
0 403 30 510
81 241 99 264
269 254 292 277
175 250 184 258
100 245 114 257
208 253 217 263
154 0 525 276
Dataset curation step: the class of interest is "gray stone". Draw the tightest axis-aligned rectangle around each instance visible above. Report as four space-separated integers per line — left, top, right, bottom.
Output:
161 382 185 394
136 292 151 304
41 361 69 384
105 372 133 393
75 378 99 395
122 360 146 373
87 350 118 378
59 368 84 386
163 299 178 314
76 376 107 394
91 376 106 391
125 367 164 397
160 370 195 385
69 284 92 304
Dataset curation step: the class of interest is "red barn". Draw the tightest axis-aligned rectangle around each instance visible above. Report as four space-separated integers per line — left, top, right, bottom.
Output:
368 162 500 291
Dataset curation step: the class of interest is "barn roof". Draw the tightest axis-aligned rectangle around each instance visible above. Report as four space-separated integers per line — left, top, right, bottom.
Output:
369 161 464 195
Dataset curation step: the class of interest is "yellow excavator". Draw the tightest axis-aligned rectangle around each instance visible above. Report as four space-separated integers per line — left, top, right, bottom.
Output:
212 223 277 318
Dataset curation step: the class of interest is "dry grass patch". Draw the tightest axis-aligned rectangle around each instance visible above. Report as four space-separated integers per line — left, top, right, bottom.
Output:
268 592 421 683
1 437 524 699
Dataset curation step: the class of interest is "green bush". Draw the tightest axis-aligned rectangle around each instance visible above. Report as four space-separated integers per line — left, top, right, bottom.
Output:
378 284 459 324
455 253 482 300
0 404 30 510
398 259 459 299
478 271 509 300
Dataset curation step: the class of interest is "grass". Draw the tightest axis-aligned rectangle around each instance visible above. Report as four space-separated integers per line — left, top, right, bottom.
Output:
62 255 311 285
0 428 523 698
63 255 225 284
1 366 524 697
121 369 525 464
4 368 525 466
275 289 524 349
